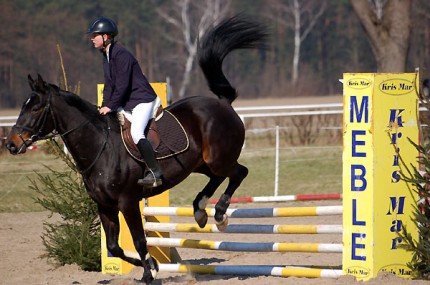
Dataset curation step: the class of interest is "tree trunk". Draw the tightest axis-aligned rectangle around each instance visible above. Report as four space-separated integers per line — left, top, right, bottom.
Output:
292 0 300 85
350 0 412 72
157 0 228 99
178 45 197 99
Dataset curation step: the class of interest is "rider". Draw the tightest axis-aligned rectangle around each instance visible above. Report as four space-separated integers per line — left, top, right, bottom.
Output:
87 16 162 188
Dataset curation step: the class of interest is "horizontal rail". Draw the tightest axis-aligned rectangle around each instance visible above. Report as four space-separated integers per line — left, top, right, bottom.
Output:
142 206 343 218
0 116 18 127
146 237 343 253
144 222 343 234
1 104 427 127
234 103 342 112
209 193 342 204
239 109 343 119
236 105 428 113
123 250 343 278
0 116 18 120
158 263 343 278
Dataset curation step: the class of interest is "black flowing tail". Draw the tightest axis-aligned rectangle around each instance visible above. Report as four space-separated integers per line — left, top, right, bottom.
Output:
198 14 268 104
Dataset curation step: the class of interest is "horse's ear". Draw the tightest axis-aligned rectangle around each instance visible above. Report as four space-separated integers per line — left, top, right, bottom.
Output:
28 74 47 92
28 74 36 91
36 74 46 91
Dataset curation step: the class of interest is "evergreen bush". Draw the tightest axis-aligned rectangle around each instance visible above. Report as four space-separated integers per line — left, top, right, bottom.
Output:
29 139 101 271
398 88 430 279
398 138 430 279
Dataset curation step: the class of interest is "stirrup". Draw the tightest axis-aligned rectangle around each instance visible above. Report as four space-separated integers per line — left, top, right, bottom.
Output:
137 172 162 188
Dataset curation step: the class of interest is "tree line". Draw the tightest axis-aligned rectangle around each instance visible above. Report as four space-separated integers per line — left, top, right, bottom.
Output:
0 0 429 108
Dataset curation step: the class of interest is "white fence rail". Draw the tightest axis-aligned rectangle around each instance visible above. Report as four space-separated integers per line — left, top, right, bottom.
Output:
234 103 342 112
1 103 427 127
0 103 344 128
235 103 343 121
0 116 18 127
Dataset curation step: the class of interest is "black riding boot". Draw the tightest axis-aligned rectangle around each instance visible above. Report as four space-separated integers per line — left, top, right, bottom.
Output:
136 139 163 188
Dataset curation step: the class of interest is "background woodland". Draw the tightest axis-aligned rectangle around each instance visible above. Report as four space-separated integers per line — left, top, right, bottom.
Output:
1 0 429 107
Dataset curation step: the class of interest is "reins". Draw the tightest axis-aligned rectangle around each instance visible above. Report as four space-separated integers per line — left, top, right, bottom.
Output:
13 90 109 174
49 95 110 174
78 117 110 174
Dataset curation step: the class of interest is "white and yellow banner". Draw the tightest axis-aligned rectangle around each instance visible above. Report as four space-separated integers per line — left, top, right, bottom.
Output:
342 72 419 281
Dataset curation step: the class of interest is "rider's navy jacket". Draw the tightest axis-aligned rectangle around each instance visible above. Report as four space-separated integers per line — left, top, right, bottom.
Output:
102 42 157 111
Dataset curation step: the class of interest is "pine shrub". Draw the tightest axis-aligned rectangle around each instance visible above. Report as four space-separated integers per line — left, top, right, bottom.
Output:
398 138 430 279
29 139 101 271
398 85 430 280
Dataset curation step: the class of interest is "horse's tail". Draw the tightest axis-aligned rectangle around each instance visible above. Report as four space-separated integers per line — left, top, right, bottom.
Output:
198 14 268 104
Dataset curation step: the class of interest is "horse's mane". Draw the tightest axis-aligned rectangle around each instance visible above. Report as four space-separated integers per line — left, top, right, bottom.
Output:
51 84 118 130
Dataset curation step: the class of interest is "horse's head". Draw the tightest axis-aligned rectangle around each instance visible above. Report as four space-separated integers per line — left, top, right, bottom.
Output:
5 74 56 154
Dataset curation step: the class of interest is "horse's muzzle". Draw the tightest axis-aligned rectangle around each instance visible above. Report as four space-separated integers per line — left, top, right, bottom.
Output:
5 136 26 155
5 141 19 155
5 142 14 154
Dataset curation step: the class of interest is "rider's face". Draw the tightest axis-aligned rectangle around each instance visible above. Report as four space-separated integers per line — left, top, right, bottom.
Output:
91 33 107 50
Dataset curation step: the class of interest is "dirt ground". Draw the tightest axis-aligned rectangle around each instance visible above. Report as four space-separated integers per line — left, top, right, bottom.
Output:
1 200 429 285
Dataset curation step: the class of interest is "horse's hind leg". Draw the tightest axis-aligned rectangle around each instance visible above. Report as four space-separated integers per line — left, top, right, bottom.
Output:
214 163 248 231
193 174 225 228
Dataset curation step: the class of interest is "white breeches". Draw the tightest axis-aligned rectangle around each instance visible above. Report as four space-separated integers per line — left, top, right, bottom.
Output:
118 97 161 144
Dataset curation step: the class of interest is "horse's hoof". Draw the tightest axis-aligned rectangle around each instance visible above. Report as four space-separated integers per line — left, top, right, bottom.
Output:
194 209 208 228
142 273 154 285
142 254 159 284
215 214 228 232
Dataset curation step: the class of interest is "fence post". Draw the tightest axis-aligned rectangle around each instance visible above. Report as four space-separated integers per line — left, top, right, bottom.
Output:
274 125 280 196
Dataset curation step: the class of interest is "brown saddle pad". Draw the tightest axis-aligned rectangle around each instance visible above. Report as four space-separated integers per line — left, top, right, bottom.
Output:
120 110 189 161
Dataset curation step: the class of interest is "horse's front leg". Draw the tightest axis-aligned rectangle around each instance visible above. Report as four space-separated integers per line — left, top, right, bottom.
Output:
121 201 159 284
98 206 143 267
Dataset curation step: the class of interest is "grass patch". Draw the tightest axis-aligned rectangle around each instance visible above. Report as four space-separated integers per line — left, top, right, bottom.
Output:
0 145 342 212
169 146 342 206
0 151 69 212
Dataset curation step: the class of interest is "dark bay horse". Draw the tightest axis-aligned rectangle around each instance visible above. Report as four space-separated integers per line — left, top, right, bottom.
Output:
5 15 267 284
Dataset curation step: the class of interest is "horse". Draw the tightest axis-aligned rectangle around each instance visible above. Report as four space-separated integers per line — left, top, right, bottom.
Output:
5 15 267 284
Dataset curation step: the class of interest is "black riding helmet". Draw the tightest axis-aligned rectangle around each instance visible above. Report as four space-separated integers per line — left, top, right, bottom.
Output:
88 16 118 37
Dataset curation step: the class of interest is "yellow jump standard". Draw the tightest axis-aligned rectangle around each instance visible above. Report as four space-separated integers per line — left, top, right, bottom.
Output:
342 72 419 281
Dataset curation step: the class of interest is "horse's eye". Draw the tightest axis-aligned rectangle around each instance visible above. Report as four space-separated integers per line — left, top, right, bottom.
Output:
31 105 41 113
27 95 42 113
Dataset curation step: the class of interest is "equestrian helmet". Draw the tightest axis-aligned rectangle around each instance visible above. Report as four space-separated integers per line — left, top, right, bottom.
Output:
88 17 118 37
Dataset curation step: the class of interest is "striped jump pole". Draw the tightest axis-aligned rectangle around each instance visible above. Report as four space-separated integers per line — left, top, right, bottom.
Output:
142 205 343 218
123 250 343 277
158 264 343 278
144 222 343 234
146 237 343 253
209 193 342 204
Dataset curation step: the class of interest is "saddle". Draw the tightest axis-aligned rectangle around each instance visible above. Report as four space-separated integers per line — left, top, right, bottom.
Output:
119 108 189 161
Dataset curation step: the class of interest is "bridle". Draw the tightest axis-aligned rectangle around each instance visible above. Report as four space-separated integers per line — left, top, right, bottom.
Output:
11 89 108 174
12 92 55 153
